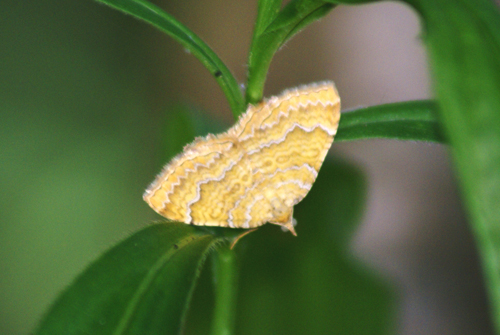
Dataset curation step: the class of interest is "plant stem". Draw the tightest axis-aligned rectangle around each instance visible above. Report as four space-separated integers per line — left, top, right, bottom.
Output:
210 245 238 335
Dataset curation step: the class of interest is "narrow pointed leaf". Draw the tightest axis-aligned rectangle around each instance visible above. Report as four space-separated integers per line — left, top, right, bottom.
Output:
336 100 444 142
94 0 245 117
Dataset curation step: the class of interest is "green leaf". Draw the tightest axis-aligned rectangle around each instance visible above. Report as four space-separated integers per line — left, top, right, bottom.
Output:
324 0 500 331
34 223 222 335
413 0 500 333
94 0 245 117
246 0 336 105
402 0 500 332
252 0 282 37
336 100 444 142
265 0 334 43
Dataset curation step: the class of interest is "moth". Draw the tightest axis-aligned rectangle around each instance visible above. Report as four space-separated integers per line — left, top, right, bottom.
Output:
143 82 341 235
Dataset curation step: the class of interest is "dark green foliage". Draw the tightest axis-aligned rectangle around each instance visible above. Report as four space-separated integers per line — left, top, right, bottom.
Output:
336 100 443 142
35 224 222 334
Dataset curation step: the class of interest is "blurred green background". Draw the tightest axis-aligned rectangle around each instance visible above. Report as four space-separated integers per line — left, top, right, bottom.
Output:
1 1 494 334
1 1 161 333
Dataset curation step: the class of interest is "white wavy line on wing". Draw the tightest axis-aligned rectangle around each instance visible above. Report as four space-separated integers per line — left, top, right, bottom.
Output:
185 154 243 222
252 163 318 178
259 100 337 132
242 195 264 228
238 97 337 142
274 180 312 192
148 152 221 210
245 122 335 156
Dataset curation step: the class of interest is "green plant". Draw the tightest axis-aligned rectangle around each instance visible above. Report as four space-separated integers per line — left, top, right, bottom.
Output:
34 0 500 334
